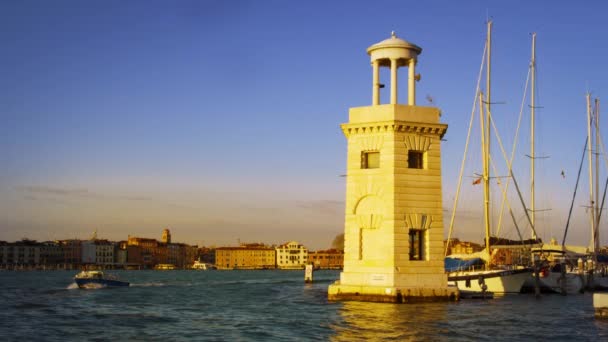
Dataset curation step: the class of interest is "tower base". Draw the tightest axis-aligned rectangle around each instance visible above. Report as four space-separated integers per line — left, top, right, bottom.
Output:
328 282 459 303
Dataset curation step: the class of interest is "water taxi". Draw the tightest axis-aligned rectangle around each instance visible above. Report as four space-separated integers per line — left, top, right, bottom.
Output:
74 270 129 289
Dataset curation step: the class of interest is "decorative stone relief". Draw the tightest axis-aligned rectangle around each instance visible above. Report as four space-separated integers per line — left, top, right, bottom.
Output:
353 195 385 260
403 135 432 152
356 134 384 152
404 212 433 230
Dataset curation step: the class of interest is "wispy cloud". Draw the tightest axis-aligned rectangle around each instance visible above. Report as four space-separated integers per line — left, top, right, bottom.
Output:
19 185 90 197
16 185 153 202
295 199 344 216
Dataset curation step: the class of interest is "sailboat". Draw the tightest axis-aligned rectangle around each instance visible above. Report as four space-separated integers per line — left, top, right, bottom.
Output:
580 95 608 290
445 21 533 294
516 33 585 295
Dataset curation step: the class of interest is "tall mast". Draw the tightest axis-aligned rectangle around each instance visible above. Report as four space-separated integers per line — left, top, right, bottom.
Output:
486 21 492 241
530 33 537 240
586 93 596 253
595 98 600 254
481 91 491 267
483 20 492 268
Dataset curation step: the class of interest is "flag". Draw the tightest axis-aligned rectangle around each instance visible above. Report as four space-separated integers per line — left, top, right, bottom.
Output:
472 177 482 185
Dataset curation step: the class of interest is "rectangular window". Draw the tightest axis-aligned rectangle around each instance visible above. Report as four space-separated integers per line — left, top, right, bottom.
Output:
409 229 425 261
361 151 380 169
408 150 424 169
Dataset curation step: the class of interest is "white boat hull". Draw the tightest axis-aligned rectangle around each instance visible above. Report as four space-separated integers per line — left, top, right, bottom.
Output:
448 269 531 294
523 271 584 294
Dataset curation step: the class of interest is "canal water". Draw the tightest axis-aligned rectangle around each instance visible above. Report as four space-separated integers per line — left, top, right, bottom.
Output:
1 270 607 341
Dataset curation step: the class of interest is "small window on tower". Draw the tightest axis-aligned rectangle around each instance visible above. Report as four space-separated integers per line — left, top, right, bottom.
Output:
409 229 425 261
408 150 424 169
361 151 380 169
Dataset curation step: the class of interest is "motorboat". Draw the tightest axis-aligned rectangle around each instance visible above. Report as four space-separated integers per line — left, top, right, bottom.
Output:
74 270 129 289
192 260 216 270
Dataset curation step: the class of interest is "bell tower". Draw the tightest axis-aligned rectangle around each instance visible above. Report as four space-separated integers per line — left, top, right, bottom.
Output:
328 32 458 302
162 228 171 244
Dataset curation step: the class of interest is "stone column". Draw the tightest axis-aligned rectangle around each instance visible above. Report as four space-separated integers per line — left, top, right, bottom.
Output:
372 60 380 105
390 58 398 104
408 58 416 105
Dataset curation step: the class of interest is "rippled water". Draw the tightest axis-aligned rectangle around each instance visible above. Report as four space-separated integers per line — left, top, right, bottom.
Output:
1 270 607 341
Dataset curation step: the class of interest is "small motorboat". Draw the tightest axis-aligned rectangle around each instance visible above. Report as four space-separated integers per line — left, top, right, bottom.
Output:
74 270 130 289
191 260 216 270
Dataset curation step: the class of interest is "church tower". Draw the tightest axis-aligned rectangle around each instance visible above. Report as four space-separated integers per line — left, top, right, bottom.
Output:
328 33 458 302
162 228 171 244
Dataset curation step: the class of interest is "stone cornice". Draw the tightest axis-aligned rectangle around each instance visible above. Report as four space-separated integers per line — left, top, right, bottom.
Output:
341 120 448 139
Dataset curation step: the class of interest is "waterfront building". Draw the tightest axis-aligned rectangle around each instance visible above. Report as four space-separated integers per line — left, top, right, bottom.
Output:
308 249 344 269
128 231 198 269
127 236 158 268
215 244 276 269
445 239 483 255
39 241 63 266
328 33 458 302
81 240 96 264
276 241 308 269
0 239 40 267
197 246 216 264
184 244 198 267
95 240 116 265
0 241 7 266
116 247 128 265
60 239 83 266
126 245 143 266
166 242 197 268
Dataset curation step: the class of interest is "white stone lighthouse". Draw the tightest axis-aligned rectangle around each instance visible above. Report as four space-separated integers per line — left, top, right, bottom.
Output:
328 32 458 302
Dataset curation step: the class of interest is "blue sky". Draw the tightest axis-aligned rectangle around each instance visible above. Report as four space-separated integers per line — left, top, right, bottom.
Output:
2 1 608 249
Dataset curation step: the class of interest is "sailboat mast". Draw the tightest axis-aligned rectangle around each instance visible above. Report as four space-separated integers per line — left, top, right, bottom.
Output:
484 20 492 267
481 91 491 265
595 98 600 253
587 93 596 253
530 33 537 240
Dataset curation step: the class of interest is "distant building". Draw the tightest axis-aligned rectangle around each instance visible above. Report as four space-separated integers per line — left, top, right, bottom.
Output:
166 243 197 268
81 240 97 264
308 249 344 269
215 244 276 269
162 228 171 244
128 236 158 268
0 239 40 266
128 231 197 269
95 240 115 265
39 241 63 265
59 239 83 266
276 241 308 269
445 239 484 256
197 246 216 264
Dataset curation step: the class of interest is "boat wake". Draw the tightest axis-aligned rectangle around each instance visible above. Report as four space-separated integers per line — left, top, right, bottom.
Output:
130 282 168 287
66 283 79 290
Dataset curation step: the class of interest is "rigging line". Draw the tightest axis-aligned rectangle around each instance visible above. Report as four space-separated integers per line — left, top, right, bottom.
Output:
445 41 488 257
562 138 588 246
597 177 608 234
496 66 531 237
488 107 539 239
489 155 525 244
508 208 525 248
594 114 608 176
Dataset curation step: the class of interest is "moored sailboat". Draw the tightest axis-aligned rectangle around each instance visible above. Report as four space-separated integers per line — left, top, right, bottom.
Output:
446 21 533 294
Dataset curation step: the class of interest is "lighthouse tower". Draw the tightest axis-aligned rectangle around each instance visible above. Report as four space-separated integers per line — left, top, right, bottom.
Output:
328 33 458 302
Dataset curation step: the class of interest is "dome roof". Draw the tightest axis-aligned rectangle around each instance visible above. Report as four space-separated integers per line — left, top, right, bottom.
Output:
367 31 422 55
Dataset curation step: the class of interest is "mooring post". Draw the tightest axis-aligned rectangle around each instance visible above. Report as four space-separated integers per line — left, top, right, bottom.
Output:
305 264 314 283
